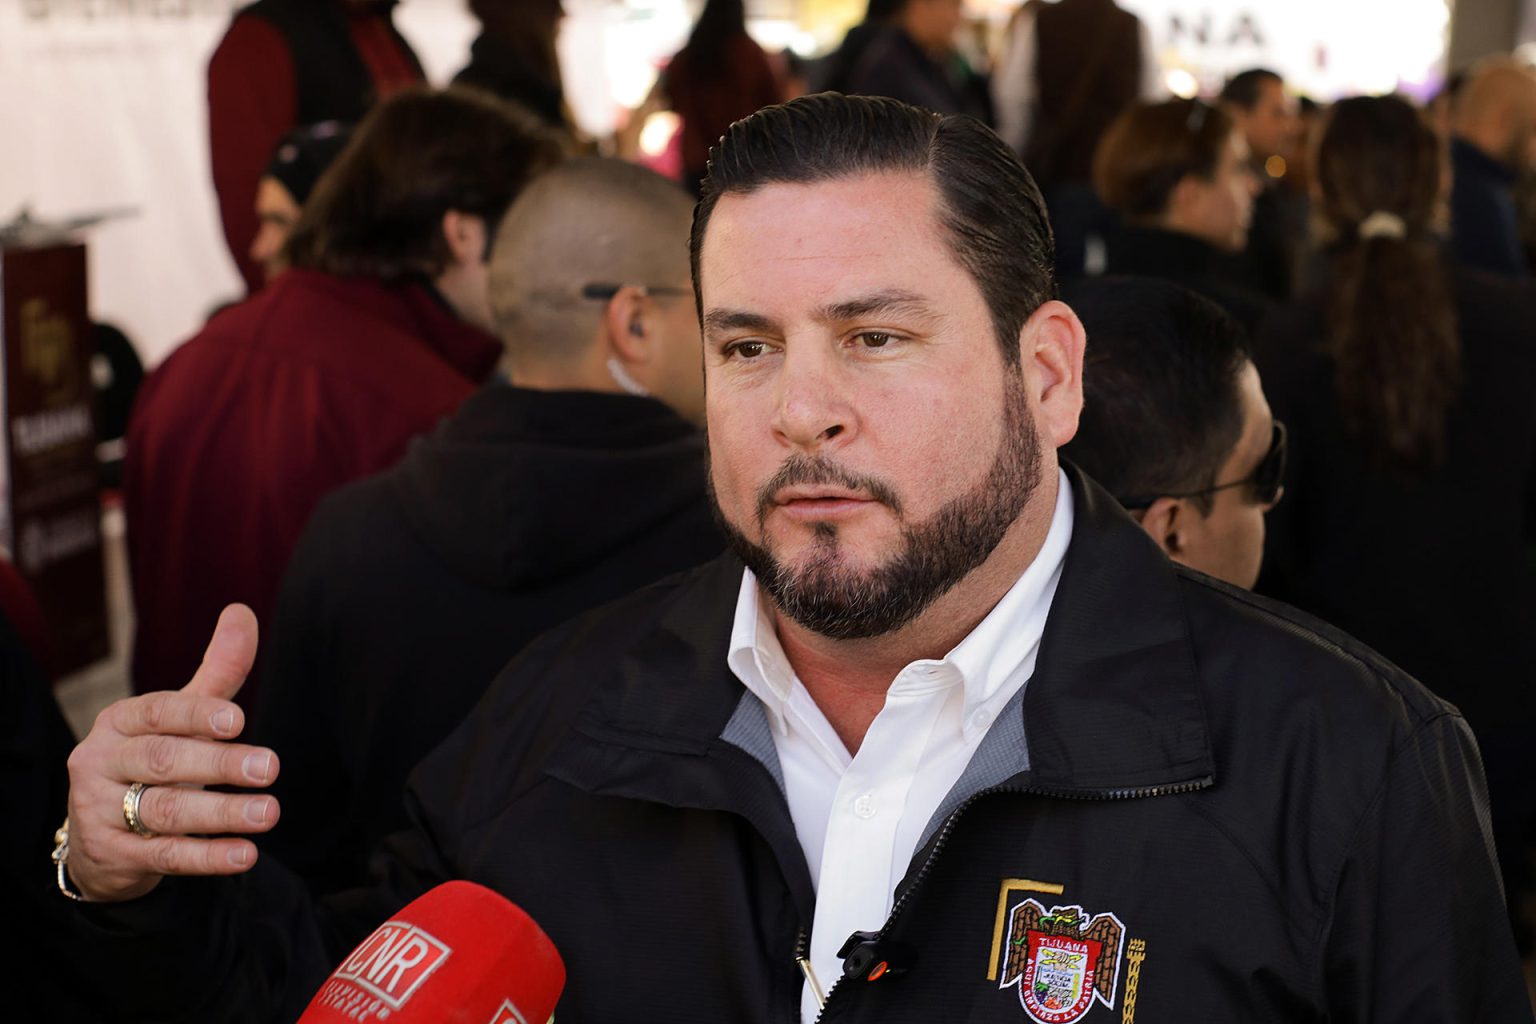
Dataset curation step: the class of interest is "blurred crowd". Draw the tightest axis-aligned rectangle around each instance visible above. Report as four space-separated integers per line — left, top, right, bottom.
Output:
7 0 1536 1017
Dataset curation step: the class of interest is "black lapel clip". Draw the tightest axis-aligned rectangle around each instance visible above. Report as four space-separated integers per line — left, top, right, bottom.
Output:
838 931 917 983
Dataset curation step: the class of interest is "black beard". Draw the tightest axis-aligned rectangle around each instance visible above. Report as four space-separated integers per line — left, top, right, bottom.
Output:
709 378 1043 640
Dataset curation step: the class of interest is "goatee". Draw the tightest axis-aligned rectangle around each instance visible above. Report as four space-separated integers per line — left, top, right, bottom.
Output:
710 378 1042 640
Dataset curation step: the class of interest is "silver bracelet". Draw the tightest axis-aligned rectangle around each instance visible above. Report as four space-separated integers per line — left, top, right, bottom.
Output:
51 817 85 902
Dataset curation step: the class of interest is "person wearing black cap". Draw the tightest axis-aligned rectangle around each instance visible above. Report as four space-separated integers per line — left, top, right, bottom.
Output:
249 122 354 285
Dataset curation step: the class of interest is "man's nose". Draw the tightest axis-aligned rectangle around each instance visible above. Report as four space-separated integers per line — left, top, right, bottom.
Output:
771 344 852 450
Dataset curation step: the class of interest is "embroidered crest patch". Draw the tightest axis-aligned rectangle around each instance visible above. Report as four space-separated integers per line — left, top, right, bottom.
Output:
987 882 1134 1024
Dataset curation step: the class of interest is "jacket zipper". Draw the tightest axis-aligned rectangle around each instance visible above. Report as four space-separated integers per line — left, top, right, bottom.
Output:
793 927 826 1010
805 775 1213 1023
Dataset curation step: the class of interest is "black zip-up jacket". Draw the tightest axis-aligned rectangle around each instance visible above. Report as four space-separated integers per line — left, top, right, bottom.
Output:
74 468 1531 1023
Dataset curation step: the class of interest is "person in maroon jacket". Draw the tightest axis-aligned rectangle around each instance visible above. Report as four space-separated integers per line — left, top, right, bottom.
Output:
208 0 425 294
658 0 784 197
126 86 561 711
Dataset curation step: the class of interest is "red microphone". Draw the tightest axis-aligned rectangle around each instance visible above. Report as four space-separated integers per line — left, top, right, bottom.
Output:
298 881 565 1024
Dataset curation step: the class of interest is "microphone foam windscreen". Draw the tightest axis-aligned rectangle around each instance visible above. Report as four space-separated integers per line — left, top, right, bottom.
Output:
299 880 565 1024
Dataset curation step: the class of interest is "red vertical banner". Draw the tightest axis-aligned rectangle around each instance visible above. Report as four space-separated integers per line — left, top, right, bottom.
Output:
0 242 110 674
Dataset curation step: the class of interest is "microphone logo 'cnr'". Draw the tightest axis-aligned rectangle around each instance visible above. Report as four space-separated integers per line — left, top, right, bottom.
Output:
333 921 453 1009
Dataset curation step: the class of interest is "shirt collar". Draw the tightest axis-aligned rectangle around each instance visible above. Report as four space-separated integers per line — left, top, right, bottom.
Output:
727 468 1075 739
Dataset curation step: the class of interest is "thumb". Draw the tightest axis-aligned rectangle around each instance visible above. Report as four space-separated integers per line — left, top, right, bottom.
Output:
182 603 259 701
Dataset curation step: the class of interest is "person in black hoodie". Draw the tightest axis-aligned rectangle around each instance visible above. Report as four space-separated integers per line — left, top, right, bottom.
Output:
245 157 721 894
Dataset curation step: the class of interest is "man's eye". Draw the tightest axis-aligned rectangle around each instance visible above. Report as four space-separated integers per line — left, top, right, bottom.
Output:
858 332 893 348
727 340 768 359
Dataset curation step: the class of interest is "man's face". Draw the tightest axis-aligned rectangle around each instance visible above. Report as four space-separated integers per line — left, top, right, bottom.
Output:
1508 99 1536 174
1238 79 1297 161
699 172 1044 639
1177 362 1278 589
250 176 301 284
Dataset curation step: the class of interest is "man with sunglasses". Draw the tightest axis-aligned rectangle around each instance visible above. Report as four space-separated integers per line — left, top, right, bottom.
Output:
1062 277 1283 588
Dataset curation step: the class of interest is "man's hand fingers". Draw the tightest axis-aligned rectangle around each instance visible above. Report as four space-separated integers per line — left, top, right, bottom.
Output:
135 786 279 837
182 604 258 703
79 835 263 887
110 735 278 789
106 690 246 741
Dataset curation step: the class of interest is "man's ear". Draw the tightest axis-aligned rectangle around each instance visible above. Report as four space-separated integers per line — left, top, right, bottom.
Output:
1019 299 1086 448
1134 496 1190 560
602 286 652 364
441 210 489 269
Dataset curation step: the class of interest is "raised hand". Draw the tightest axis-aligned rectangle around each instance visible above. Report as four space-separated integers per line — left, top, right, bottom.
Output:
63 604 281 902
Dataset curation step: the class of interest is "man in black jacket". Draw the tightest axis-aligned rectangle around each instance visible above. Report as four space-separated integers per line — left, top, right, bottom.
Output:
245 157 722 896
60 95 1530 1023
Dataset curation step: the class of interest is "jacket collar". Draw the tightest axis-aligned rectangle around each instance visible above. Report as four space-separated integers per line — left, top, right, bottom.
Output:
1024 463 1213 791
544 462 1214 799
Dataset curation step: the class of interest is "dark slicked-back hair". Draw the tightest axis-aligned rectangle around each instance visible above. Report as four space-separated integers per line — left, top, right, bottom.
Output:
1061 277 1250 513
689 93 1057 368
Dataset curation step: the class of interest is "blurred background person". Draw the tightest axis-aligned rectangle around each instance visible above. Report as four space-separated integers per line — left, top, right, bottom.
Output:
454 0 575 139
652 0 785 197
1219 68 1307 301
1256 94 1536 953
249 158 722 894
814 0 903 94
1428 66 1469 142
126 87 561 713
1450 58 1536 276
1093 97 1269 332
992 0 1155 276
208 0 424 295
248 121 354 285
844 0 990 120
1062 276 1283 589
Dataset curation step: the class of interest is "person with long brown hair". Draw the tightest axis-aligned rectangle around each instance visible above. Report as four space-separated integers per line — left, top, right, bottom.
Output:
1257 93 1536 954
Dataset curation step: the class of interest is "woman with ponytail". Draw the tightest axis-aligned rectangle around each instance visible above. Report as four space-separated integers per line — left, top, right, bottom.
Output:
1257 94 1536 950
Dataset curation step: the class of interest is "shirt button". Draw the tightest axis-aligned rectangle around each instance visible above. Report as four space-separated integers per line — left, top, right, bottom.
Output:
852 793 878 819
970 708 992 730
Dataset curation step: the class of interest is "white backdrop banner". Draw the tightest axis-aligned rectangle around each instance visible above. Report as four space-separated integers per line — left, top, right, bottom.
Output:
1120 0 1450 99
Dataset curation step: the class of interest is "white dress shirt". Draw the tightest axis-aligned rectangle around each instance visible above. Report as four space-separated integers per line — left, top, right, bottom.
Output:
726 470 1074 1023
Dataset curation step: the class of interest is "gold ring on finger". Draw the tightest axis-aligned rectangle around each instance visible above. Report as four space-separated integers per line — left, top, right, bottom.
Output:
122 781 155 838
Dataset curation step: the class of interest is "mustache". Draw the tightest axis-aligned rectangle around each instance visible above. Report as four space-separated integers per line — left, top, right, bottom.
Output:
755 454 904 526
